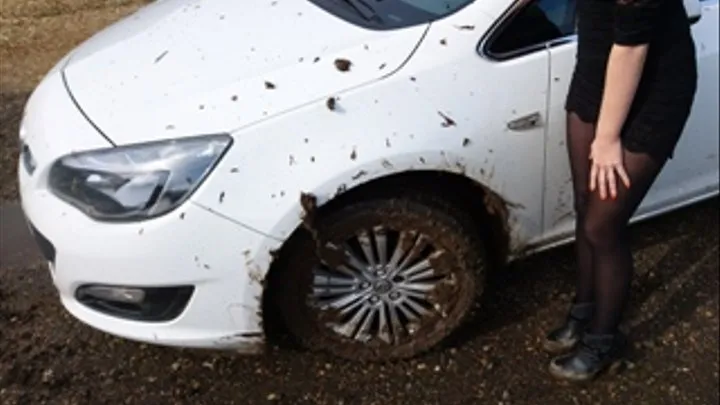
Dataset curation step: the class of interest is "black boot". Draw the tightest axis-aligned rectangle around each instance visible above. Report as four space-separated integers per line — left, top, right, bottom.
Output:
542 302 594 354
548 332 627 382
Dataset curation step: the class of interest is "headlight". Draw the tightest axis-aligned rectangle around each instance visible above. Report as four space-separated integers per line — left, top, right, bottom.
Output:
48 134 232 221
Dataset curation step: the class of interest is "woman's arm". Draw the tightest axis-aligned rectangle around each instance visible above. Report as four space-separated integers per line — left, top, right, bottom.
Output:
589 0 659 199
594 44 648 144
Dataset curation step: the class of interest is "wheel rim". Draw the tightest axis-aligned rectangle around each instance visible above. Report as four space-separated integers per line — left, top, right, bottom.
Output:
310 225 456 345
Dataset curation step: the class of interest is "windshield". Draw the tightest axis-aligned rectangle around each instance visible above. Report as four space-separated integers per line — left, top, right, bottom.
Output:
309 0 475 30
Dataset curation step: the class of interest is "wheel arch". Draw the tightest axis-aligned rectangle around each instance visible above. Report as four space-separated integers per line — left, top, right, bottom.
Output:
259 168 516 344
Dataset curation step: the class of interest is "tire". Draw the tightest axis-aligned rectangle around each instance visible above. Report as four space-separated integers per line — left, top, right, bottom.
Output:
275 192 487 362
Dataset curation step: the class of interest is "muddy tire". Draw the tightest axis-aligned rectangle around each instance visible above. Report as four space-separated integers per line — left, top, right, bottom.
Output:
275 192 486 362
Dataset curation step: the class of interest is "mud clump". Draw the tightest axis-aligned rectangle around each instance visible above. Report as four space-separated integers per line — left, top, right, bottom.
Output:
334 58 352 72
264 81 276 89
298 192 347 269
335 183 347 196
438 112 456 127
248 267 265 285
299 192 318 231
326 97 337 111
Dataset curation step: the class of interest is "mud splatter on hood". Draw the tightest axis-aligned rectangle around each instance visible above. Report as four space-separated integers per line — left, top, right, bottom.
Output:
62 0 427 145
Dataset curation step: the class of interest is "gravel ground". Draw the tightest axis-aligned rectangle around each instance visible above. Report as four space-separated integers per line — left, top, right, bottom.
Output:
0 1 718 404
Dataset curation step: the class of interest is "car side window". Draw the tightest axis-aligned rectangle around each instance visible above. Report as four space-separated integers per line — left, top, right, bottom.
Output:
487 0 577 58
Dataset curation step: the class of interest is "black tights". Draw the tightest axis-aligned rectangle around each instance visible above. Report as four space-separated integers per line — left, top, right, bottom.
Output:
567 112 666 335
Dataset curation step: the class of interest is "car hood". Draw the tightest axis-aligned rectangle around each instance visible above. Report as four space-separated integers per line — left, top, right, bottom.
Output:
63 0 427 145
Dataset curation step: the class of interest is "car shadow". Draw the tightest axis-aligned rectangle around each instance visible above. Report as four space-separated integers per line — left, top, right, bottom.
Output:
442 196 719 352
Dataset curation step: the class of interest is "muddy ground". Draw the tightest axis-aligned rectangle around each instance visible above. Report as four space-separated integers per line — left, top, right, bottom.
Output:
1 1 719 404
1 199 718 405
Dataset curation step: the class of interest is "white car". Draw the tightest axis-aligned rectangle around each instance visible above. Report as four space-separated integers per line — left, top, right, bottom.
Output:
18 0 718 361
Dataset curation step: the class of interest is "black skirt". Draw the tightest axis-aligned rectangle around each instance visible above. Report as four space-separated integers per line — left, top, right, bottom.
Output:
564 0 698 161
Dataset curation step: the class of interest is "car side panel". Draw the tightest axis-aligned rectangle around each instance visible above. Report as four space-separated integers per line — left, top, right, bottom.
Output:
643 0 720 210
191 5 551 255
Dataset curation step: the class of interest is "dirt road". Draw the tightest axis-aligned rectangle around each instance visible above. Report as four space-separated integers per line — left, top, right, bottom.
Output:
1 1 718 404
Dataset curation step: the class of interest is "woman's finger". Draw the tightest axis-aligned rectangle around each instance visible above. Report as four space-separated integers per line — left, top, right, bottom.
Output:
590 162 598 191
607 167 618 199
599 166 608 200
616 164 632 189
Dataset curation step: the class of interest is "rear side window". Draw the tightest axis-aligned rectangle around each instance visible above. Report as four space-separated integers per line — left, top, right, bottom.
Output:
486 0 577 59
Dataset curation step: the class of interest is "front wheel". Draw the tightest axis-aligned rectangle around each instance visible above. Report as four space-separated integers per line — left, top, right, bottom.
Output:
275 193 487 361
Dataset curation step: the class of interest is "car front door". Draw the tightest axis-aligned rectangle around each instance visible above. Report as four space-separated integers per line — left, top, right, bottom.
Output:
408 0 580 251
474 0 579 249
482 0 578 247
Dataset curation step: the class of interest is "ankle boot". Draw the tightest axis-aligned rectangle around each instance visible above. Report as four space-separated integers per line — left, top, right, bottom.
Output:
542 302 594 354
548 332 627 382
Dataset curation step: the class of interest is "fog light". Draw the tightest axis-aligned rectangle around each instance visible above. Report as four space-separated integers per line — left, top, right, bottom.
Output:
79 285 145 304
75 284 194 322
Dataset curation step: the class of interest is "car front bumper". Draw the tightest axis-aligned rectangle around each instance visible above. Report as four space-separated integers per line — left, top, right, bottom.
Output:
17 69 276 352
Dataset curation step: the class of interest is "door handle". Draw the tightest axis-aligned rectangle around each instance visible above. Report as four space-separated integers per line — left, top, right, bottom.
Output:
507 112 542 131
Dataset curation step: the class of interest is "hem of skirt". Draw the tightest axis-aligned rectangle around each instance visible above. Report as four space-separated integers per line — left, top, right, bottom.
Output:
565 106 598 125
623 139 675 162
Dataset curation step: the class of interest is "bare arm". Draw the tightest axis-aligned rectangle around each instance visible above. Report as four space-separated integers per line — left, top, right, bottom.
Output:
594 44 649 142
588 0 659 198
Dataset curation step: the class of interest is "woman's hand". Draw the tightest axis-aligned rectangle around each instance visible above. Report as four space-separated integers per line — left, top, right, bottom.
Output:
590 42 648 200
589 137 632 200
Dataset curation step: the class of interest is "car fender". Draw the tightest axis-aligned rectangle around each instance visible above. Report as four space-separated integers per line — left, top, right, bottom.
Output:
259 148 529 252
191 72 532 252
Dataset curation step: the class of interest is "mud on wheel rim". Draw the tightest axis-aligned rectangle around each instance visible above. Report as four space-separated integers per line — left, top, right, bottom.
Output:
277 196 483 362
312 226 459 345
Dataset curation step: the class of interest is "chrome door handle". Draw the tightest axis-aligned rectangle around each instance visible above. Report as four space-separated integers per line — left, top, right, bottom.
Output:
507 112 542 131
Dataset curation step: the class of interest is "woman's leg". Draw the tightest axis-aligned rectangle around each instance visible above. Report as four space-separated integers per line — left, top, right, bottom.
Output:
543 112 597 353
567 113 596 304
549 142 666 381
582 148 665 334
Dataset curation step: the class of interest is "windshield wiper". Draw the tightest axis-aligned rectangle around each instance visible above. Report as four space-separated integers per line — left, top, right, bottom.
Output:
339 0 380 22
